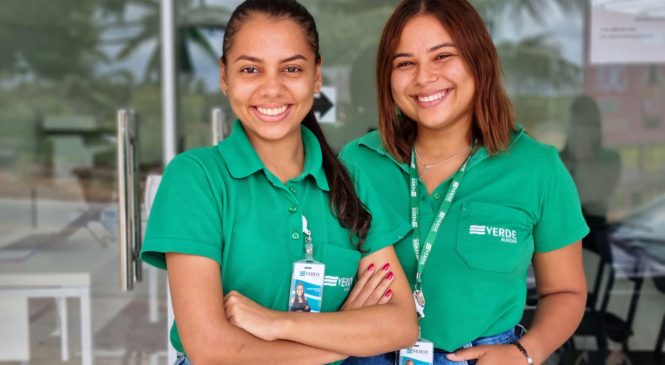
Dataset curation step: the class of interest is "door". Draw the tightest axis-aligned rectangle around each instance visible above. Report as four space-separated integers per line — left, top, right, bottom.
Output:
0 1 195 363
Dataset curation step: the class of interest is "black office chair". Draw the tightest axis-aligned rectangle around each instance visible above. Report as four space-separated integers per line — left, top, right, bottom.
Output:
570 226 643 365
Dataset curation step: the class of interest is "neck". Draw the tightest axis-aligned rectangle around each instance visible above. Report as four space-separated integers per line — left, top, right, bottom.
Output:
249 131 305 183
415 121 473 160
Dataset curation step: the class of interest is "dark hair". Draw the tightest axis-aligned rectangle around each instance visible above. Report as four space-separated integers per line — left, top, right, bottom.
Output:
376 0 516 162
221 0 371 250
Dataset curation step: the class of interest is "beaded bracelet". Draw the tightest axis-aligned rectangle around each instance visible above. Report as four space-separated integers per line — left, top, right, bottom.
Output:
510 340 534 364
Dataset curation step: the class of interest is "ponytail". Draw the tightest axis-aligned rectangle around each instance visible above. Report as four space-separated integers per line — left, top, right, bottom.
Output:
302 111 372 251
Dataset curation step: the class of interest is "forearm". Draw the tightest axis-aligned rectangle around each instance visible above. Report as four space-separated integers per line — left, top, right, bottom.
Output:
274 302 419 357
520 291 586 365
189 323 346 365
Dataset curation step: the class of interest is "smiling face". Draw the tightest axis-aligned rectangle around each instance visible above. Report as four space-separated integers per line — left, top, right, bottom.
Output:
296 284 304 297
390 14 475 135
220 14 322 146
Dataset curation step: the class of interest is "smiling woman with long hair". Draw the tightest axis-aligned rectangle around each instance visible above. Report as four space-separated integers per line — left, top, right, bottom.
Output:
140 1 418 364
341 0 588 364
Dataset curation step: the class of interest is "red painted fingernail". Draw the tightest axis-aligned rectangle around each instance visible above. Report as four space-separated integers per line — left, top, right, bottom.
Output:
367 264 375 272
386 272 394 280
385 289 393 297
382 263 391 271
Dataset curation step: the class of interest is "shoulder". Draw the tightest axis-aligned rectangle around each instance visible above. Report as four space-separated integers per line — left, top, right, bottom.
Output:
339 130 382 160
502 132 563 170
340 130 397 172
178 146 224 166
162 147 229 190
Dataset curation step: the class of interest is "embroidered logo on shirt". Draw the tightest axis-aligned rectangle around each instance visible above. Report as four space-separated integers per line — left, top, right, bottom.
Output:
469 225 486 235
469 225 518 244
323 275 354 291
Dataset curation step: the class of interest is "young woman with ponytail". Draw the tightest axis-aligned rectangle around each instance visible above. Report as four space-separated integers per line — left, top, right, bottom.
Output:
140 1 418 364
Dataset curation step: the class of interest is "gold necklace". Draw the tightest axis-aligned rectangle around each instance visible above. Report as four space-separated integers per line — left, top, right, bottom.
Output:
415 147 471 177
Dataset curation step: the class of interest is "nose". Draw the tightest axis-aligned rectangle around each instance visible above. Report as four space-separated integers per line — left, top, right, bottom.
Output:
259 71 285 98
414 63 437 87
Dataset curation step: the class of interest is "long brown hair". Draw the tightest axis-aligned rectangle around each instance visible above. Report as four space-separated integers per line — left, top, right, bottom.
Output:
377 0 515 162
221 0 371 250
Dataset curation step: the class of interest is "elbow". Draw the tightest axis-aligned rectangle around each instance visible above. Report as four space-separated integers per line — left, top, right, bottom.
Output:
187 353 212 365
186 343 226 365
384 309 420 353
398 315 420 349
184 336 236 365
187 349 236 365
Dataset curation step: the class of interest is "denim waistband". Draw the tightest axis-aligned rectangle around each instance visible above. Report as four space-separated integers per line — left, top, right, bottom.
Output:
435 324 526 353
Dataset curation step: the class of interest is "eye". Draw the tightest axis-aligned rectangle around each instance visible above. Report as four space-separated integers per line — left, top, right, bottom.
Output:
240 66 259 74
284 66 302 73
435 53 451 61
395 60 414 69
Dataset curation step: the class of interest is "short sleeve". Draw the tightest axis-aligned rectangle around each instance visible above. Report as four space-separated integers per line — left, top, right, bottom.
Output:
140 154 223 269
346 163 411 256
533 148 590 252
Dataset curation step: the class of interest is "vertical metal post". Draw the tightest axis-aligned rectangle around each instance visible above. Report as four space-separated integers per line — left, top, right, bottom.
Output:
211 107 226 145
162 0 177 164
161 0 178 363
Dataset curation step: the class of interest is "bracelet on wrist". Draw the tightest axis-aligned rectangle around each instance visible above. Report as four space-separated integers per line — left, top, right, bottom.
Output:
510 340 534 365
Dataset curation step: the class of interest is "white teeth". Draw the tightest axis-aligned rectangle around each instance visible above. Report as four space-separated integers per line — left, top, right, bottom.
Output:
417 91 447 103
257 105 288 116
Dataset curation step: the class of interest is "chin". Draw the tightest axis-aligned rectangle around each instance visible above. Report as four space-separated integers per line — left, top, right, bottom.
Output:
256 124 300 142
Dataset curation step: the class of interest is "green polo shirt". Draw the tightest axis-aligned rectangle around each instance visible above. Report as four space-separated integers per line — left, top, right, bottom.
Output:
141 121 410 354
339 128 589 351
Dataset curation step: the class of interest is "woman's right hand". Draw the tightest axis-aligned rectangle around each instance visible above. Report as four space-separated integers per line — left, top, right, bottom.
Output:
341 262 395 311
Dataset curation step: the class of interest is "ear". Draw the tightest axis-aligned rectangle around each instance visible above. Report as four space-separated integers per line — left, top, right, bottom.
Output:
219 59 230 96
314 58 323 93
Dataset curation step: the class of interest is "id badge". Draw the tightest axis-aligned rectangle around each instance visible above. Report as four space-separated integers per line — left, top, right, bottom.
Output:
398 339 434 365
288 260 325 313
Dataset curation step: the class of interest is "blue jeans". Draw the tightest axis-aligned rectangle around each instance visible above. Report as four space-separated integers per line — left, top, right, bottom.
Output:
342 325 525 365
175 354 192 365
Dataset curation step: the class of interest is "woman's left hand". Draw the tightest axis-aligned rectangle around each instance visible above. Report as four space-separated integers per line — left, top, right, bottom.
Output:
446 344 529 364
224 290 283 341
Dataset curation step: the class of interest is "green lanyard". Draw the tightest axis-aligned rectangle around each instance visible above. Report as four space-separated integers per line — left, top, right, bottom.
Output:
409 143 475 310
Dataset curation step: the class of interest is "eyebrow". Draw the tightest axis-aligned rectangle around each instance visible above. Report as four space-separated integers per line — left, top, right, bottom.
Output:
392 43 456 60
234 54 308 63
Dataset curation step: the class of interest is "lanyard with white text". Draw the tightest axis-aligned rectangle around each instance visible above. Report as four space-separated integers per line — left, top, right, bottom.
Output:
409 142 475 318
288 215 325 313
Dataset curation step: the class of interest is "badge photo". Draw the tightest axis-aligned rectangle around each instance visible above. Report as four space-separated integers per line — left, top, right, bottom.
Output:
288 261 325 313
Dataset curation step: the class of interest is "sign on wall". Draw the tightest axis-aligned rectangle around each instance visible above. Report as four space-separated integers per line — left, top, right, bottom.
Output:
314 86 336 124
590 0 665 64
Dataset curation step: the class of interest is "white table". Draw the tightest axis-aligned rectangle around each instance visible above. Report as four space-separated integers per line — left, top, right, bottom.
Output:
0 240 102 365
0 272 92 365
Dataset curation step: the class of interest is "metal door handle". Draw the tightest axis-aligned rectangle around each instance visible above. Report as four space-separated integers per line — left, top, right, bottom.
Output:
117 109 142 291
211 107 226 145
